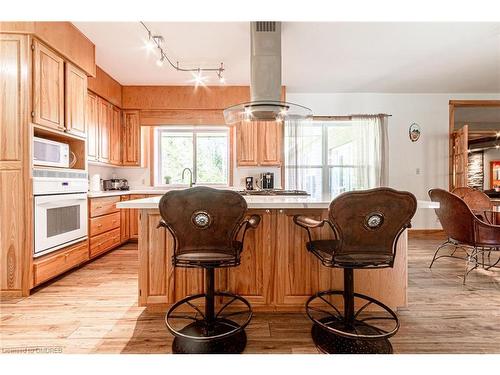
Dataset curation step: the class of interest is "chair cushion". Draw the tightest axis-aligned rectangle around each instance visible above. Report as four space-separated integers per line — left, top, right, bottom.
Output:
175 241 243 265
307 240 393 267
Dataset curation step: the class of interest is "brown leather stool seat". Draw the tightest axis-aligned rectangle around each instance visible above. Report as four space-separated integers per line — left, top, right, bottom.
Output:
158 187 260 354
294 187 417 354
307 240 394 267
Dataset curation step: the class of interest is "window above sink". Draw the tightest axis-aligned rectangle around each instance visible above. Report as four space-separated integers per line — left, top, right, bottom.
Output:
153 126 230 187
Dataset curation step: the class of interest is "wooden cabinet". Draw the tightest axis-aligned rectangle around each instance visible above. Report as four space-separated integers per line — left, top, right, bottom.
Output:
236 120 283 166
32 240 89 287
97 97 111 163
87 94 122 165
226 209 274 306
236 121 259 166
90 212 120 237
32 39 65 130
89 195 120 217
120 196 130 243
122 110 141 166
86 92 98 161
88 197 123 259
129 194 146 239
274 209 335 308
110 106 122 165
258 121 283 165
89 228 121 259
65 63 87 138
1 34 30 297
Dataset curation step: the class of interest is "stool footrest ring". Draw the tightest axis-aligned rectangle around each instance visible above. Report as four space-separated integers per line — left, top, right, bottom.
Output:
165 291 252 342
306 290 400 341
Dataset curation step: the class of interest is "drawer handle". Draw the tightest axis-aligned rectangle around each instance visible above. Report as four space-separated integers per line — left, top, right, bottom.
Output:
97 224 102 227
96 206 103 209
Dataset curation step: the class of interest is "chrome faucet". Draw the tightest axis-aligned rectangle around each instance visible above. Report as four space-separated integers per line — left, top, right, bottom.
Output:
182 168 194 188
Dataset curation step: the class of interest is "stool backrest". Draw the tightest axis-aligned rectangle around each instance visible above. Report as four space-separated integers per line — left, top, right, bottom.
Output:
451 186 473 199
329 188 417 259
159 186 247 257
429 188 475 245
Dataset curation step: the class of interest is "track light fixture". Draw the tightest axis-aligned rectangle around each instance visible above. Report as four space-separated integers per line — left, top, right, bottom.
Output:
140 21 225 83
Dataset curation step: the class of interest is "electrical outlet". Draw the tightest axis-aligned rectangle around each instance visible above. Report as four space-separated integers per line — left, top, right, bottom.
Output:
416 168 421 175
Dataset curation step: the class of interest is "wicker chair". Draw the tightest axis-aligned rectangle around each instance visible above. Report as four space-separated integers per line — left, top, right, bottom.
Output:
293 187 417 354
158 186 260 353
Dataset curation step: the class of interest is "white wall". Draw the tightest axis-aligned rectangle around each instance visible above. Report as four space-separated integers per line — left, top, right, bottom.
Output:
287 92 500 229
484 148 500 189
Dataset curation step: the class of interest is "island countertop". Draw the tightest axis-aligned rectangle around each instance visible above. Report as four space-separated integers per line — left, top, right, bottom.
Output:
116 195 439 209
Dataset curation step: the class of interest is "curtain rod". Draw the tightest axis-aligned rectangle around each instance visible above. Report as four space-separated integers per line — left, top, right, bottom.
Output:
314 114 392 119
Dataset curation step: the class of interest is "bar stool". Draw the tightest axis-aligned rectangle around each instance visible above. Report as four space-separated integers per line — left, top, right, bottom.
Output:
294 188 417 354
158 186 260 353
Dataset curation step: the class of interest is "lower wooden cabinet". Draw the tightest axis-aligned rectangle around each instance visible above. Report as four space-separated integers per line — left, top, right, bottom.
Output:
129 194 146 239
120 195 130 243
32 240 89 287
88 196 123 259
90 228 121 258
225 209 274 306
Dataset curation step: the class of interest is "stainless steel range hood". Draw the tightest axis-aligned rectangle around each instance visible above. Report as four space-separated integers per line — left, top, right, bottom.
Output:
223 22 312 124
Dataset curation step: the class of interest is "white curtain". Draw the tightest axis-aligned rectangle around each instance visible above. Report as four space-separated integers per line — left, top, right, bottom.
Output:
350 115 389 188
285 115 389 196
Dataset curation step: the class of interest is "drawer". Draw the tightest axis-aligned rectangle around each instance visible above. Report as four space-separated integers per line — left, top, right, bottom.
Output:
90 212 120 237
33 240 89 286
90 228 121 258
89 196 120 217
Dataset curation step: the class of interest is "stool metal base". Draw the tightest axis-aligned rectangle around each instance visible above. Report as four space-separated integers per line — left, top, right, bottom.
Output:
172 319 247 354
312 319 393 354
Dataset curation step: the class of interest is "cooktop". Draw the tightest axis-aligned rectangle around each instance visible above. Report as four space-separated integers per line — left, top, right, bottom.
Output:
238 189 309 196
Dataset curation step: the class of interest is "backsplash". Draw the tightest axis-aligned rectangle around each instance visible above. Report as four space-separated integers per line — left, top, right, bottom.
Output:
89 163 281 190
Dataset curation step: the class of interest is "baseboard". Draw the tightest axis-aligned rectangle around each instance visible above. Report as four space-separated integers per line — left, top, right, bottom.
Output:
409 229 445 236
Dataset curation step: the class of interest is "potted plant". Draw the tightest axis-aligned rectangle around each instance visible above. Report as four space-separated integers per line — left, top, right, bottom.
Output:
164 176 172 184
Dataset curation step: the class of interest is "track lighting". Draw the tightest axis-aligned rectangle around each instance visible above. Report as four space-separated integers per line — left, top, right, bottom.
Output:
140 21 226 84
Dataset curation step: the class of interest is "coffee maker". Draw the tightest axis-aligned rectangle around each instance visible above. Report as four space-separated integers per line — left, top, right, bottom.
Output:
260 172 274 190
245 177 254 190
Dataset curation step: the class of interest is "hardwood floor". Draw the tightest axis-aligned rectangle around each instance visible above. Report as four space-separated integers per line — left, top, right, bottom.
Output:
1 234 499 354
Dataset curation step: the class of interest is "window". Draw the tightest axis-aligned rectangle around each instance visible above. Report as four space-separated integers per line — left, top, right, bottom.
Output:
155 126 229 186
285 117 387 199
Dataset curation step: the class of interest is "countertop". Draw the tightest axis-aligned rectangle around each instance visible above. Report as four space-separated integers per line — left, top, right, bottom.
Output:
116 195 439 210
87 187 240 198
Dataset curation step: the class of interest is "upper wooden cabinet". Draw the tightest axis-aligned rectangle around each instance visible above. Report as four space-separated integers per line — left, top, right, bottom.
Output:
258 121 283 166
65 63 87 138
236 120 283 166
109 106 122 165
86 92 98 161
0 34 28 163
32 39 65 130
122 110 141 166
236 121 259 166
97 97 110 163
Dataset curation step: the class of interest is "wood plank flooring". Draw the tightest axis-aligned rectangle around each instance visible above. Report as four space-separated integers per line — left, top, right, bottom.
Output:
1 234 499 354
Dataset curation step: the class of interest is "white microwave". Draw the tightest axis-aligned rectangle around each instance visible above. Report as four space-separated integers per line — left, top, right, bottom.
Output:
33 137 70 168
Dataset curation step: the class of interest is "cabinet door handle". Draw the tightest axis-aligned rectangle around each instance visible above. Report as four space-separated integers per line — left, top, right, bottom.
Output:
265 209 270 214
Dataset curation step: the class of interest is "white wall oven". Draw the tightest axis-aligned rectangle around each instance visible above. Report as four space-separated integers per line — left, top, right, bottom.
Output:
33 170 88 257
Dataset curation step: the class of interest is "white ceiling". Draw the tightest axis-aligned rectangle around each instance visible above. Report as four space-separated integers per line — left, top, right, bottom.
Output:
74 22 500 93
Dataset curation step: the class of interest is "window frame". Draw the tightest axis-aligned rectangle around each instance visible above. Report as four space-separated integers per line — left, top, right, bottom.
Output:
154 125 231 188
285 118 368 196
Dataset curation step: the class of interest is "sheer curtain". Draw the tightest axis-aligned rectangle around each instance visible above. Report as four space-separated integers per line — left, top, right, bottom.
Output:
285 115 389 197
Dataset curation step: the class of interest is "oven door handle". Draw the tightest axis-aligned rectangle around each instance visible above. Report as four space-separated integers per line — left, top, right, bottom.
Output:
37 198 87 208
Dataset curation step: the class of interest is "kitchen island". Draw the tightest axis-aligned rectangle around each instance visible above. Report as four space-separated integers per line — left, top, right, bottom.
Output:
117 195 435 312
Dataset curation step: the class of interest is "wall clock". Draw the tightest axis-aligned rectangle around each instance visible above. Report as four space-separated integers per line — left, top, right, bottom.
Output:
409 123 421 142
